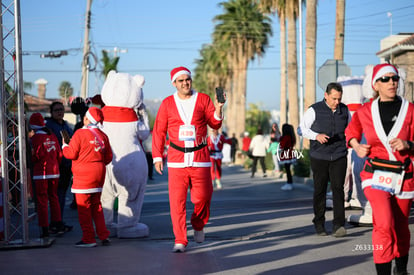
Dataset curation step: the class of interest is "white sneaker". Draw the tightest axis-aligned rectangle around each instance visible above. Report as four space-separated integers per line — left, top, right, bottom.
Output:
172 243 186 253
281 183 293 191
347 214 373 227
194 230 205 243
216 179 222 189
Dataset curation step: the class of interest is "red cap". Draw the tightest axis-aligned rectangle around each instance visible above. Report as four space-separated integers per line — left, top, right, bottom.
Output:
85 107 104 125
170 66 191 83
372 64 398 89
29 113 45 130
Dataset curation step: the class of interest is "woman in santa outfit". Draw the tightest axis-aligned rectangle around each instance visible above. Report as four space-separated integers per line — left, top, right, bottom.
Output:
29 112 64 238
62 107 113 247
346 64 414 275
207 128 232 189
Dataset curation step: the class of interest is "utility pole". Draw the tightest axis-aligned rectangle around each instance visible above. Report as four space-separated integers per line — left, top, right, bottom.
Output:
80 0 92 99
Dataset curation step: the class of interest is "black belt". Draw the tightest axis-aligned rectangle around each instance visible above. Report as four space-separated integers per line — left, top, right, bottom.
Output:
170 141 206 153
364 164 413 180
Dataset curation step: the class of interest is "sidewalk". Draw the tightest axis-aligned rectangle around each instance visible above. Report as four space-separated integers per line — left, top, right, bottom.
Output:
0 164 413 274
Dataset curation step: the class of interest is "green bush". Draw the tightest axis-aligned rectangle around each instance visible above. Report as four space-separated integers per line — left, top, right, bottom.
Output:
293 149 310 177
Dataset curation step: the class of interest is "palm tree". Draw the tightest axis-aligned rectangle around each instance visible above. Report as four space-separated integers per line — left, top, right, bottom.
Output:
213 0 272 140
285 0 299 132
101 50 120 78
58 81 74 100
334 0 345 60
254 0 292 129
305 0 317 112
304 0 317 149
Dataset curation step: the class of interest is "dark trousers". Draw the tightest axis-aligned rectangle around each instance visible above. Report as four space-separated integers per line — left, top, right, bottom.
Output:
57 165 72 219
311 156 347 230
284 163 292 183
145 152 153 179
251 156 266 176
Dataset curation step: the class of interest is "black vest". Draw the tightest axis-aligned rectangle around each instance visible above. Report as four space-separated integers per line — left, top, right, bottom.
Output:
309 100 349 161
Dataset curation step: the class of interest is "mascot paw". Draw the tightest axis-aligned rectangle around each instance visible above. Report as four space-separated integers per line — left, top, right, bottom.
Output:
118 223 149 239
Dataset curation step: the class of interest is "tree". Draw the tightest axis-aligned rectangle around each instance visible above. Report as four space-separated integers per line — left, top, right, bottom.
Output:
304 0 317 149
213 0 272 141
334 0 345 60
286 0 300 132
255 0 288 126
245 103 272 135
101 50 120 78
58 81 74 100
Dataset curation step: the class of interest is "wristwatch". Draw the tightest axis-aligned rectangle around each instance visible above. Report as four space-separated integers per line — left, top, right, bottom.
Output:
407 140 413 151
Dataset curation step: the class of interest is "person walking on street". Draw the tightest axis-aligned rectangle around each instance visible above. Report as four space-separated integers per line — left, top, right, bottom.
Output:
62 107 113 247
279 124 297 191
346 64 414 275
268 123 281 178
230 133 239 165
29 113 65 238
249 128 268 178
207 128 232 189
298 82 350 237
152 66 225 253
45 101 73 233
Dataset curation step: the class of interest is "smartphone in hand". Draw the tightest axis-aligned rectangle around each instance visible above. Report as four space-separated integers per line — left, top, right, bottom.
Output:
215 87 226 103
60 130 71 144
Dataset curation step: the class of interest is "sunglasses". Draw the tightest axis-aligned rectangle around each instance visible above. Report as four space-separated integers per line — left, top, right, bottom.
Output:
376 75 400 83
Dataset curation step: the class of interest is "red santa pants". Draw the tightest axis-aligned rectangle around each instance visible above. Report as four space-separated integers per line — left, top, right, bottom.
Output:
35 178 61 227
210 158 222 180
168 167 213 246
364 187 412 263
75 193 109 244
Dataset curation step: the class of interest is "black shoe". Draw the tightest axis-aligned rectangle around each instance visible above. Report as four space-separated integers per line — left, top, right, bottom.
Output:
315 225 328 236
102 238 111 246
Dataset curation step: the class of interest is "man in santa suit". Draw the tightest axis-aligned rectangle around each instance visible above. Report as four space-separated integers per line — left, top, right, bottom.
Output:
152 66 225 253
207 128 232 189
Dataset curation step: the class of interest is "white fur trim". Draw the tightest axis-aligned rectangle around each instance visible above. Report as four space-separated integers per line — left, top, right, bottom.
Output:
171 70 191 83
372 66 398 87
86 110 97 124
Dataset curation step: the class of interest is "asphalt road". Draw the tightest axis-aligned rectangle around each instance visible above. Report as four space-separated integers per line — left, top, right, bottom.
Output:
0 164 413 275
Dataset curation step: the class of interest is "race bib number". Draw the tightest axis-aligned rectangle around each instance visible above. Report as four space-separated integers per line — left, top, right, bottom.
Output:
179 125 196 141
371 169 404 194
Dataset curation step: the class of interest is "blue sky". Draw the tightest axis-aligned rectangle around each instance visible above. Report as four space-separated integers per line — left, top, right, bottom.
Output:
20 0 414 110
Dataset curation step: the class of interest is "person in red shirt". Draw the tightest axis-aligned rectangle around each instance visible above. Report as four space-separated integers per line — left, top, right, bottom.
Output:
241 132 251 157
62 107 113 247
29 113 64 238
207 129 232 189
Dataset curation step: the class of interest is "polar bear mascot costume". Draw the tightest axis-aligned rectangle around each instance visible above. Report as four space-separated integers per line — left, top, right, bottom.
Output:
346 64 407 226
100 71 150 238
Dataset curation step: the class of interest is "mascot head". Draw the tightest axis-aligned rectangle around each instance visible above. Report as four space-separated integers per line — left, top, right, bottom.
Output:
337 75 364 115
101 71 145 109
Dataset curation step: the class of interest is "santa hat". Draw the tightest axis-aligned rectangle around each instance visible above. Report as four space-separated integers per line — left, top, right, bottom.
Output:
85 107 104 125
29 113 45 130
371 63 398 89
170 66 191 83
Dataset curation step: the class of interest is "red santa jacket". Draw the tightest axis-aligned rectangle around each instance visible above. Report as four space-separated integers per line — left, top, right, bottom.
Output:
207 134 232 160
31 130 62 180
63 126 113 193
345 97 414 199
152 91 222 168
